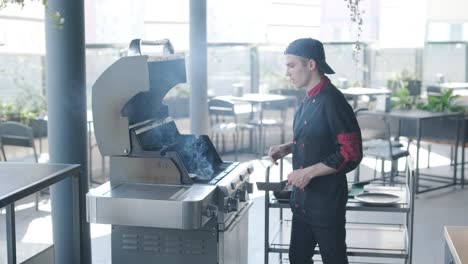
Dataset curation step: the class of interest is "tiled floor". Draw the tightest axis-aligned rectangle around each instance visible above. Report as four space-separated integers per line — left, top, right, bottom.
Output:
1 122 468 264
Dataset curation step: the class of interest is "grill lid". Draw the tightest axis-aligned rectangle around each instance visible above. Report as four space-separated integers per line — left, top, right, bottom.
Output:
92 39 186 156
121 56 186 125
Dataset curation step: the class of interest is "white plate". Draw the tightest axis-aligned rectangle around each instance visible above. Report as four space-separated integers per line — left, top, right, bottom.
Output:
354 192 401 205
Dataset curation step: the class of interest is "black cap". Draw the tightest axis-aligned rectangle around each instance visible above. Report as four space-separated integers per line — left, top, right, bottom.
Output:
284 38 335 74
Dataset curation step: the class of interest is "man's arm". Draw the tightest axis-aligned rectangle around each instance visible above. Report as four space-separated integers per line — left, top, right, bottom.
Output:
287 162 337 190
321 97 362 173
268 141 294 165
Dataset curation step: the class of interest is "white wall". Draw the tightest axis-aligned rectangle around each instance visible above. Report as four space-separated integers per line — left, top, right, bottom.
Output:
423 43 467 84
85 0 145 44
427 0 468 21
379 0 426 48
320 0 380 42
0 2 45 54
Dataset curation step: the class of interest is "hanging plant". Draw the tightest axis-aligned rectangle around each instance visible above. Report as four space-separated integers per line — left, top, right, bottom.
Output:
345 0 364 63
0 0 64 29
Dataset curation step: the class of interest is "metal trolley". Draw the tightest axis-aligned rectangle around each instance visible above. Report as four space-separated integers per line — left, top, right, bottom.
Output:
257 159 415 264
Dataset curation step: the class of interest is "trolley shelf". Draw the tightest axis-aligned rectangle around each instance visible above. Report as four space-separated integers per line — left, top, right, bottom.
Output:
260 158 415 264
268 185 410 213
269 220 409 259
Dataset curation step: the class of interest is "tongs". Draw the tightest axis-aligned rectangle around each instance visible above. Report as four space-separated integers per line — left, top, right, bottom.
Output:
256 158 291 191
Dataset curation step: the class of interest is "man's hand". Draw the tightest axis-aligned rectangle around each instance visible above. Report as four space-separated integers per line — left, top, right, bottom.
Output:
287 163 338 190
287 167 314 190
268 142 293 165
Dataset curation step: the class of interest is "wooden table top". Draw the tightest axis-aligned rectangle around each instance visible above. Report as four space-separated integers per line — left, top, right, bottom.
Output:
445 226 468 264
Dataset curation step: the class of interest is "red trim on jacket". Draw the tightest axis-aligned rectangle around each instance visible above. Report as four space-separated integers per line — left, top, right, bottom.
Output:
306 76 330 97
336 132 362 171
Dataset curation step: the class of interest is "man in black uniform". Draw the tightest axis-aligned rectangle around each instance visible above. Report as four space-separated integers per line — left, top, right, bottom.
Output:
268 38 362 264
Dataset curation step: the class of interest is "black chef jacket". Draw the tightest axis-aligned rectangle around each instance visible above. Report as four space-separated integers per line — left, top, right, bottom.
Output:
290 77 362 227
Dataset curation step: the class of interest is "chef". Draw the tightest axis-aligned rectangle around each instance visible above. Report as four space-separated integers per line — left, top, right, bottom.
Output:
268 38 363 264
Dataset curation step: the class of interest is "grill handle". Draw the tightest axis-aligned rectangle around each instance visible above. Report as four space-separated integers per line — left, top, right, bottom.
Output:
128 38 175 56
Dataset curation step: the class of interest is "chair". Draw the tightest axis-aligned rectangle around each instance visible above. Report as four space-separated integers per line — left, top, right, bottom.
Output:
0 121 38 162
0 121 42 210
208 99 255 160
355 112 409 183
426 85 442 97
248 99 292 155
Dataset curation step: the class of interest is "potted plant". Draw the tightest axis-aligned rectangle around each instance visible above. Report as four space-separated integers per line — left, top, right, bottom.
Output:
392 89 465 142
163 83 190 118
416 89 463 113
21 107 47 138
391 88 414 110
387 86 466 142
3 102 22 122
9 82 48 137
387 69 421 96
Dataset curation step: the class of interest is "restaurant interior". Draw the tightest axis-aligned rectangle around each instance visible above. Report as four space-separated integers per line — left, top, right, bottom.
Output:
1 0 468 263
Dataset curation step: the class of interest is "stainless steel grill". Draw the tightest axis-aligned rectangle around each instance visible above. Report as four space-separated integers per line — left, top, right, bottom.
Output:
86 39 254 264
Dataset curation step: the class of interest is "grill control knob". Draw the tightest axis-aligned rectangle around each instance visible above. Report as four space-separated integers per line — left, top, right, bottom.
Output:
247 166 253 174
237 189 248 202
227 198 239 212
239 175 244 181
230 182 236 190
246 182 253 193
204 205 217 218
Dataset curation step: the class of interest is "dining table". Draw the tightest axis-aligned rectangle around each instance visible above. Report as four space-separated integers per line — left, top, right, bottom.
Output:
439 82 468 90
365 109 464 194
0 163 84 264
214 93 296 157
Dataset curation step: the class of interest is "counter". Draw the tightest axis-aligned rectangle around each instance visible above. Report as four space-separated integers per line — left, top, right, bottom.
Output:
445 226 468 264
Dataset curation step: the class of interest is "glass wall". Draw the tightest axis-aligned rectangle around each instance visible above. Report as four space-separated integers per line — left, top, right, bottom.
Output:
2 44 467 109
0 54 45 112
427 22 468 42
258 44 424 92
370 48 422 89
258 45 289 94
258 43 370 92
207 45 251 96
324 43 367 87
85 46 124 108
423 42 468 85
2 0 468 113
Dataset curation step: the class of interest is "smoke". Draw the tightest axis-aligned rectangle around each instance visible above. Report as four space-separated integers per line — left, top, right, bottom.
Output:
179 136 214 180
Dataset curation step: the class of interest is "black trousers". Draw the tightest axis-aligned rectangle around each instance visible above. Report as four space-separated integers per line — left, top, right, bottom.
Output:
289 216 348 264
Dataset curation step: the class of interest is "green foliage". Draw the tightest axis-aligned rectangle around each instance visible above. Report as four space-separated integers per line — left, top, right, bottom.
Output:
21 111 39 125
350 80 362 87
387 69 419 91
0 99 46 125
0 79 47 124
416 89 463 113
0 102 19 120
389 69 423 110
345 0 364 63
0 0 64 29
0 0 25 9
391 88 414 110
